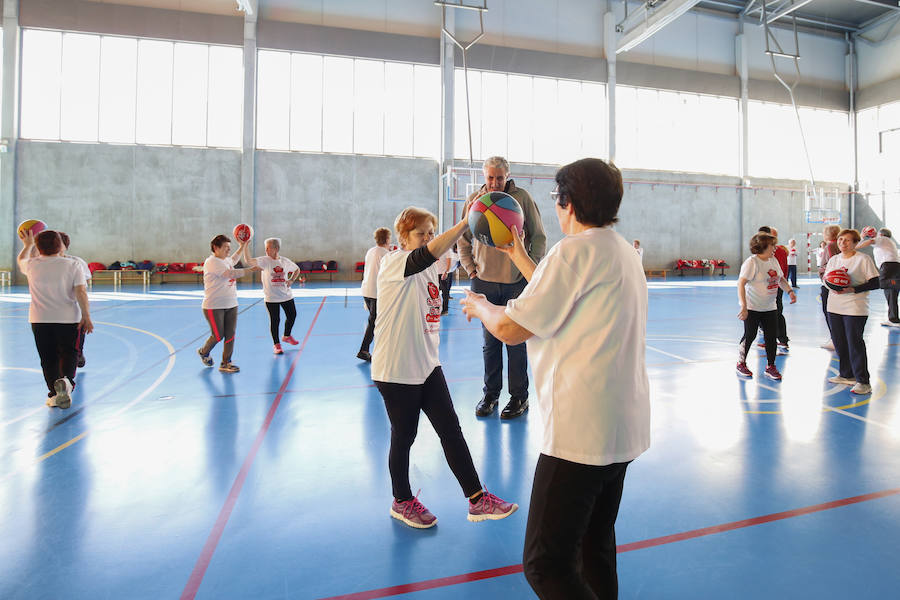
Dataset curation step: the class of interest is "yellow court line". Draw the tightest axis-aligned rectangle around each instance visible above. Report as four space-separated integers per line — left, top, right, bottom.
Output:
28 321 176 467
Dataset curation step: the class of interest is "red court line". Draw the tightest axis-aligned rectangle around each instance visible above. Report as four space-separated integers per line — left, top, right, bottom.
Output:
318 486 900 600
180 298 327 600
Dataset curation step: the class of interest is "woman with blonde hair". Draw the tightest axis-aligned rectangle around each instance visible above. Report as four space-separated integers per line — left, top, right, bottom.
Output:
372 206 517 529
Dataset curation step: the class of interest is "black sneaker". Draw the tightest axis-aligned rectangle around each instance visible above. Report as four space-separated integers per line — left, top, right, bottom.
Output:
500 396 528 419
198 348 213 367
77 353 86 368
357 350 372 362
475 396 498 417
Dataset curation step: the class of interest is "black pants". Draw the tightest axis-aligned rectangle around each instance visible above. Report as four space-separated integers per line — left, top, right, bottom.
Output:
201 307 237 363
524 454 630 600
265 299 297 344
31 323 79 396
828 313 869 384
375 367 481 501
360 297 377 353
440 275 452 313
885 288 899 323
741 309 777 365
76 327 86 359
470 277 529 400
821 286 833 336
881 262 900 323
787 265 797 288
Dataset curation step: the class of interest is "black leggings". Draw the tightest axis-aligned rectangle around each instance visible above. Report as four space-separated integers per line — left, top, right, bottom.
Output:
266 299 297 344
360 297 377 353
375 367 481 501
740 309 777 365
32 323 79 396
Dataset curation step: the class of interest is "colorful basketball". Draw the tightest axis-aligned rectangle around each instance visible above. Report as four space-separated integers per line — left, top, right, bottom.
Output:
17 219 47 238
467 192 525 248
824 268 851 291
233 223 253 243
862 226 877 239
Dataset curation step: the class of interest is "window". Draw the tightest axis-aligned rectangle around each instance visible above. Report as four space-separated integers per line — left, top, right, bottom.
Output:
257 49 440 158
615 85 739 175
454 69 608 165
20 29 242 147
858 101 900 228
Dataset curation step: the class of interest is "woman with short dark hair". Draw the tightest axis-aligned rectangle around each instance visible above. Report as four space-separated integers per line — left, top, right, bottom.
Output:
357 227 392 362
462 158 650 599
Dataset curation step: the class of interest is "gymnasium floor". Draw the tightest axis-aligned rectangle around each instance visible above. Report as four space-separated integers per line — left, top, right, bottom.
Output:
1 276 899 599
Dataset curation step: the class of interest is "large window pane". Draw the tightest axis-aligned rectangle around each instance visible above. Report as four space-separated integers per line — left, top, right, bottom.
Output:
557 79 582 165
354 59 384 155
506 75 533 164
581 82 606 159
21 30 62 140
290 53 323 152
172 42 208 146
454 69 482 161
60 33 100 141
136 40 173 145
533 77 558 165
384 62 414 156
480 71 508 159
256 50 290 150
99 36 137 143
207 46 242 148
413 65 440 159
322 56 354 153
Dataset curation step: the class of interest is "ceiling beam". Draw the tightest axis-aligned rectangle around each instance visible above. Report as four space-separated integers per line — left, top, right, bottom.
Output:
765 0 815 24
616 0 703 54
850 0 900 12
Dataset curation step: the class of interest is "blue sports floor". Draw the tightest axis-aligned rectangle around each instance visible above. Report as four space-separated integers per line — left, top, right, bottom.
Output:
1 276 899 599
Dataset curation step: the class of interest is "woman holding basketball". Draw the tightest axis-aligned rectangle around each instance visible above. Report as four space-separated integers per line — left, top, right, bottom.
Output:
372 206 517 529
199 234 254 373
824 228 880 395
243 237 303 355
461 158 650 600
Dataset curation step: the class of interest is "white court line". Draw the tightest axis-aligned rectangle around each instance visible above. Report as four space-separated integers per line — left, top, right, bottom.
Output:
646 345 693 363
825 406 895 431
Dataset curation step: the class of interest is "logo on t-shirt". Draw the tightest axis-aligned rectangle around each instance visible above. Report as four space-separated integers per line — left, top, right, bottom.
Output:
272 265 286 285
425 282 442 325
766 269 778 291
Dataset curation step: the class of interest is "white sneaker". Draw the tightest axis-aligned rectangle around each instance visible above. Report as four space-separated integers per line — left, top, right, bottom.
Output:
882 321 900 328
851 382 872 395
777 344 789 355
45 395 58 408
820 340 835 350
53 377 73 409
828 376 856 385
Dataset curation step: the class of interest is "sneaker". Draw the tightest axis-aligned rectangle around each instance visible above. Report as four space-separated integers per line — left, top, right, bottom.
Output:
828 375 856 385
777 344 789 355
390 492 437 529
198 348 213 367
764 365 782 381
282 335 299 345
273 343 283 355
53 377 73 409
468 491 518 522
820 340 835 351
45 394 58 408
77 353 86 368
735 362 753 378
882 321 900 328
851 382 872 394
219 362 240 373
357 350 372 362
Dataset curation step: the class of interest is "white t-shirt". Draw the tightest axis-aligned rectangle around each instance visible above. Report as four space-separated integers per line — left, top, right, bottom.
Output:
17 255 86 324
815 247 826 267
202 255 242 310
256 255 299 303
824 253 880 316
66 254 92 281
505 227 650 467
371 250 443 385
635 246 643 262
738 255 783 312
872 235 900 269
361 245 389 299
787 247 798 266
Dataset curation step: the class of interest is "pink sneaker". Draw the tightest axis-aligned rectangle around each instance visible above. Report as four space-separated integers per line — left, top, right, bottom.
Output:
735 362 753 378
467 491 518 522
390 493 437 529
273 343 283 355
764 365 782 381
282 335 299 345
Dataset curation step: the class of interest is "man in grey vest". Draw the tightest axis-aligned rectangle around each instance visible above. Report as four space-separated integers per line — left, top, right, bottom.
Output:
459 156 547 419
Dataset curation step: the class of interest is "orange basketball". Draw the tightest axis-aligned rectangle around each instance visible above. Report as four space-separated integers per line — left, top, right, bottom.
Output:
233 223 253 243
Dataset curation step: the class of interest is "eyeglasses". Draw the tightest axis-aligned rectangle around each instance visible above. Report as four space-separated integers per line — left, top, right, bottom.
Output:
550 187 566 206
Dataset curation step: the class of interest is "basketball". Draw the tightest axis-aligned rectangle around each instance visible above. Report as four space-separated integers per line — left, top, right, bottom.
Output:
233 223 253 243
824 268 851 291
862 226 877 239
17 219 47 239
467 192 525 247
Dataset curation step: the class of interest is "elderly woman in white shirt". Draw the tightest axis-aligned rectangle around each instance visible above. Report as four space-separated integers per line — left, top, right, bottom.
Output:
856 227 900 326
462 158 650 600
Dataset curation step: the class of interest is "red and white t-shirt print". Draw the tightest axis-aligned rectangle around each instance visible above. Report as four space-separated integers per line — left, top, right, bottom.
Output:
425 281 442 328
766 268 779 291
